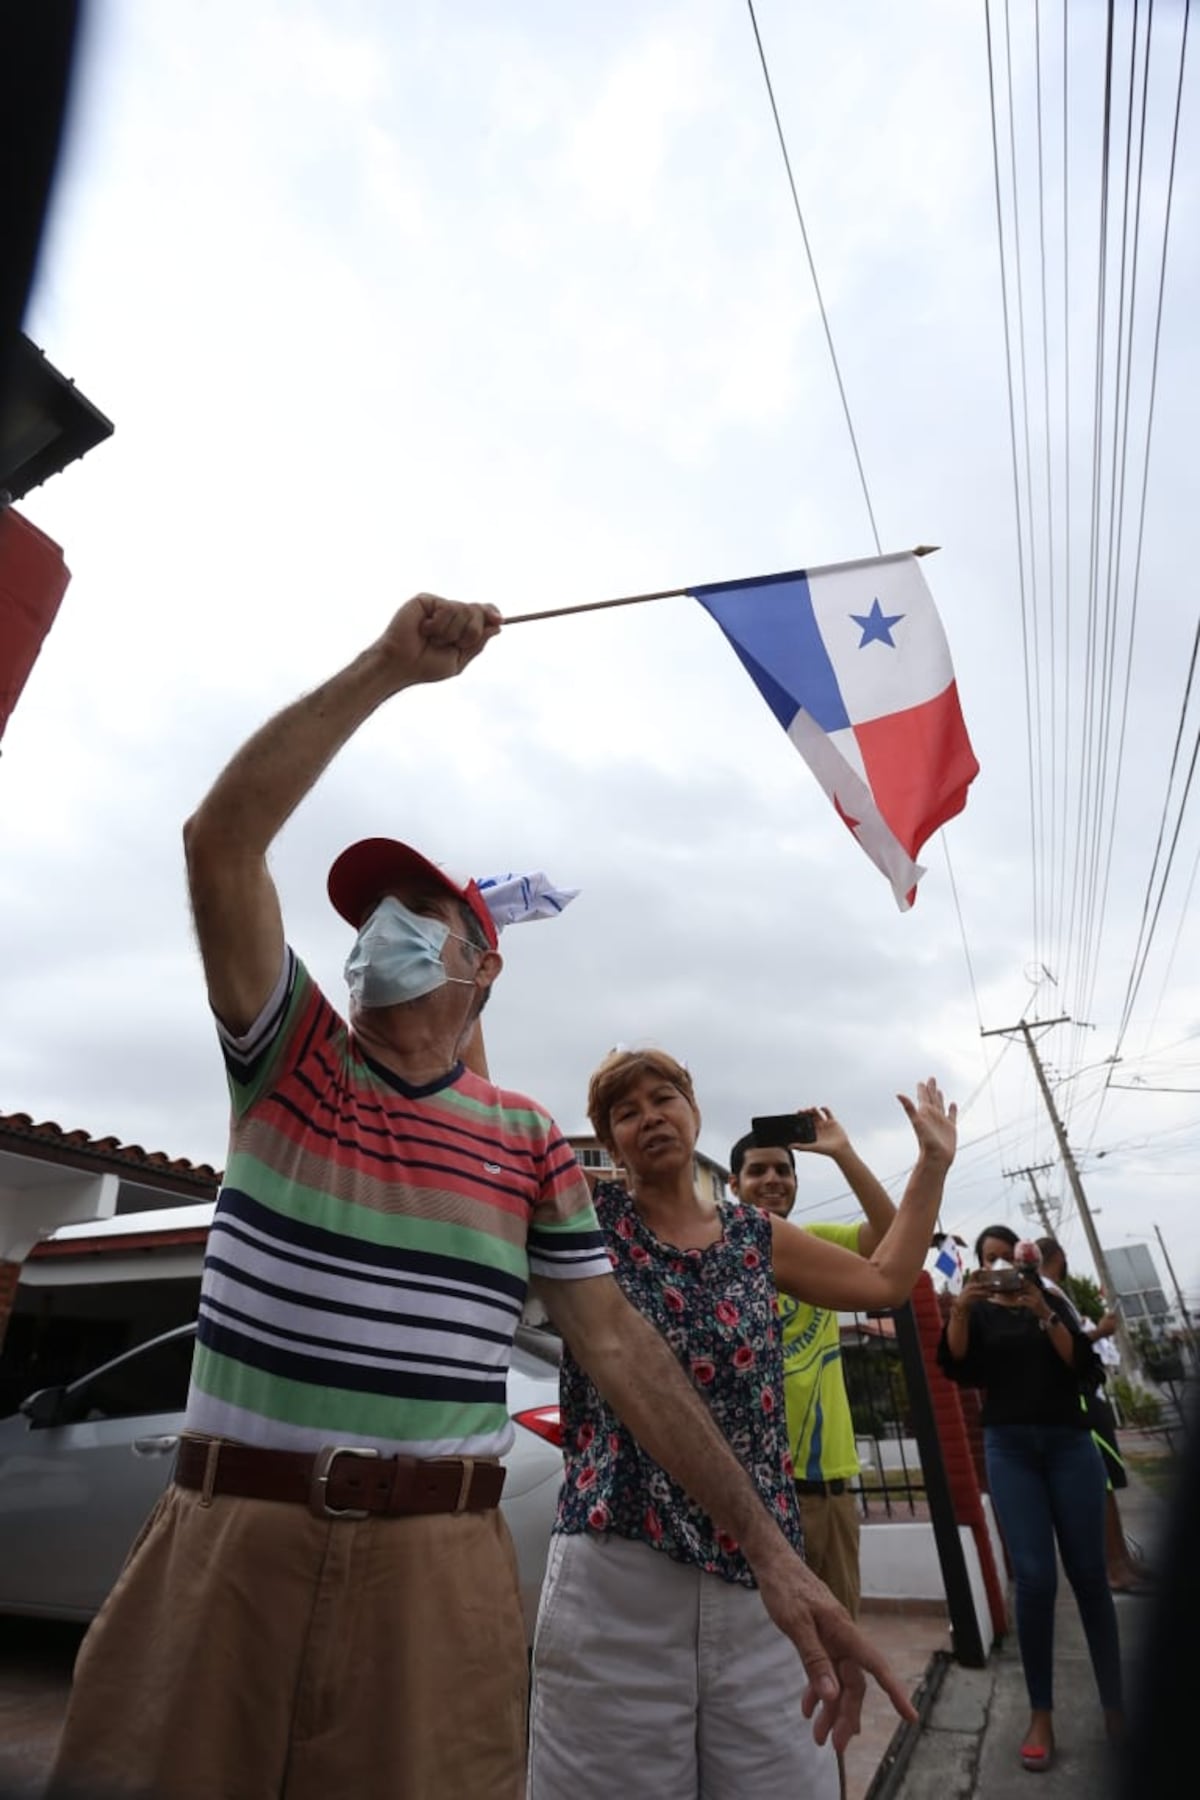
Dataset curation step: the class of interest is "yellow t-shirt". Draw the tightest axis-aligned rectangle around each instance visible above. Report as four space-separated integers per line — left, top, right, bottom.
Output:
777 1221 862 1482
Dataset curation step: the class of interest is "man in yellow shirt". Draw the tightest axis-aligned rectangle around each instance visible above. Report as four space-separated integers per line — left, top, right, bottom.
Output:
729 1112 896 1616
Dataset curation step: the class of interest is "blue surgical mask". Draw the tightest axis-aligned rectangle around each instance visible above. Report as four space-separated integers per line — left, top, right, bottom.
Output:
344 897 477 1010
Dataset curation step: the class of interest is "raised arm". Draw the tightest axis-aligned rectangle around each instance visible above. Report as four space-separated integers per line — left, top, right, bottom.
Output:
535 1271 918 1751
182 595 500 1032
797 1107 896 1253
771 1079 956 1310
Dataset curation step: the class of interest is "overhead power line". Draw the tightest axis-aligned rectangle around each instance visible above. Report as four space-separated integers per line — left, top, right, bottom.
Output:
743 0 881 555
743 0 997 1139
985 0 1043 961
1113 612 1200 1048
981 0 1195 1171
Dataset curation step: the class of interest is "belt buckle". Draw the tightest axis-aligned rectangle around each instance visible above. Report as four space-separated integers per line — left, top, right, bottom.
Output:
310 1445 380 1520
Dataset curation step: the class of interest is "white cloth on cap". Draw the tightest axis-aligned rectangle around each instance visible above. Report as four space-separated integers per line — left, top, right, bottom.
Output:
473 872 579 931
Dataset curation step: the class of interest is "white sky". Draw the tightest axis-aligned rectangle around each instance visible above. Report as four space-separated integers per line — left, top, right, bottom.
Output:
5 0 1199 1311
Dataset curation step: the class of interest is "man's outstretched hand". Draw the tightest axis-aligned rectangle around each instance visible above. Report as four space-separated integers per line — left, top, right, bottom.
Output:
754 1546 918 1752
375 593 502 688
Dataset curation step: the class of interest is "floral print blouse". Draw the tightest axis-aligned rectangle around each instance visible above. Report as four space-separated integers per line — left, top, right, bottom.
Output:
554 1180 803 1587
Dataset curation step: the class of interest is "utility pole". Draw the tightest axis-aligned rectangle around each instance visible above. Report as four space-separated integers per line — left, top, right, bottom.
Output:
1003 1161 1057 1237
1154 1222 1199 1371
982 1016 1138 1372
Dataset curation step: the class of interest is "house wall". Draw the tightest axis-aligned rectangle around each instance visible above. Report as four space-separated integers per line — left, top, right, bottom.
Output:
565 1135 729 1206
859 1519 996 1653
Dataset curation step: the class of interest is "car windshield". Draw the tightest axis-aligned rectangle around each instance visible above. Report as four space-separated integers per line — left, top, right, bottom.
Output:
54 1330 195 1425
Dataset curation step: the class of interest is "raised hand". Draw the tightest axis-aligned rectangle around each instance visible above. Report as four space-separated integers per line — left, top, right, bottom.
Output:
896 1077 957 1170
793 1106 850 1161
1013 1281 1055 1321
375 593 502 688
951 1270 990 1315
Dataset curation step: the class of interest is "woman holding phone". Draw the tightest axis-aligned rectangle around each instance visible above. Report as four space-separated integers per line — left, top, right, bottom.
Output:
527 1047 957 1800
938 1225 1124 1772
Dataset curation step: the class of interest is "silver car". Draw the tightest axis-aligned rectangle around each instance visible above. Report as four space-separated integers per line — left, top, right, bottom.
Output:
0 1321 565 1638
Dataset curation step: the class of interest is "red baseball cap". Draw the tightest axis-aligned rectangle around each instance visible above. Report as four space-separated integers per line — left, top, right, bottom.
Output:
326 838 498 949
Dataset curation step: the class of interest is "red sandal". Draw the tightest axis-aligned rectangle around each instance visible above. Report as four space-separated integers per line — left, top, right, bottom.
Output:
1019 1742 1054 1773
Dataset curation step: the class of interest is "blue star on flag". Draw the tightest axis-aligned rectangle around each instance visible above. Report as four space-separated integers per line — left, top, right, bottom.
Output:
851 597 905 647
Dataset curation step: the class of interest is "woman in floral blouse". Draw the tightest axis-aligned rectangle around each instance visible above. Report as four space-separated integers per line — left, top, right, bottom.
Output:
527 1047 957 1800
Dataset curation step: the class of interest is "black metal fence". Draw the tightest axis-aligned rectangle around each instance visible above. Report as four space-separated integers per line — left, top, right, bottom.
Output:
841 1310 928 1518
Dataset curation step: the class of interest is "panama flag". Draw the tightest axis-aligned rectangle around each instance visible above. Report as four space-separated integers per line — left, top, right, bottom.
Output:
691 553 979 908
933 1236 965 1292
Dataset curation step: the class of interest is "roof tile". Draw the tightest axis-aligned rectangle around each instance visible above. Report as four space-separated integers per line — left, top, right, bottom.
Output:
0 1110 221 1191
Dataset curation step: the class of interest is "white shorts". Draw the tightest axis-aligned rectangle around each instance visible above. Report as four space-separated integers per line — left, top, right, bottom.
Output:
528 1531 839 1800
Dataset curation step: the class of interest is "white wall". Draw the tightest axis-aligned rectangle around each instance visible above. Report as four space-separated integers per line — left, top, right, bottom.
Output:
859 1518 997 1655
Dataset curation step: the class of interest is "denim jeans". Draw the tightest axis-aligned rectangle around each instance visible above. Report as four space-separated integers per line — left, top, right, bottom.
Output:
985 1423 1123 1712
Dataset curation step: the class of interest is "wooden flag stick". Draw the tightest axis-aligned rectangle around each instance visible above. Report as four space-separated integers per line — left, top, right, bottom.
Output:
503 545 940 626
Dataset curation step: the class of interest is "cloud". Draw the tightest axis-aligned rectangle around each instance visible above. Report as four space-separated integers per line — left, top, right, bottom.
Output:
5 0 1200 1294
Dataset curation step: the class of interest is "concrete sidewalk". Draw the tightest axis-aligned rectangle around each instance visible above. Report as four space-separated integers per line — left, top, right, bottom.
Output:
874 1469 1163 1799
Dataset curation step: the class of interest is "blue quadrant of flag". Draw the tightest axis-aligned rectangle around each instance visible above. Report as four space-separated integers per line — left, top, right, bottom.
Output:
691 571 852 734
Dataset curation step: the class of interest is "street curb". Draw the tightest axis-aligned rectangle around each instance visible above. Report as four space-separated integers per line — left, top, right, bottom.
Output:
862 1649 952 1800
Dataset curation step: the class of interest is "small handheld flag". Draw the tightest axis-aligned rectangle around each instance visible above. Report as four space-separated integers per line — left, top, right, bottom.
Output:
934 1240 961 1281
932 1233 965 1294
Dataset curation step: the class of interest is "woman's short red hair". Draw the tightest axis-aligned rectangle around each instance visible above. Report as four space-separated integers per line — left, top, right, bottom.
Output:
586 1048 698 1149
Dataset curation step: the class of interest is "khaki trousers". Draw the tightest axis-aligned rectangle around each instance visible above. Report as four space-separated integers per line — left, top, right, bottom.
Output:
796 1488 862 1618
48 1483 527 1800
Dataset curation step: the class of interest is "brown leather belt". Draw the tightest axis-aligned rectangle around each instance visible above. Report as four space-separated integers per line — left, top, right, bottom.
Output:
175 1436 506 1521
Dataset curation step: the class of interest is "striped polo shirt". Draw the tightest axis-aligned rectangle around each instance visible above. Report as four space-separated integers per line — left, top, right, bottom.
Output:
184 948 608 1457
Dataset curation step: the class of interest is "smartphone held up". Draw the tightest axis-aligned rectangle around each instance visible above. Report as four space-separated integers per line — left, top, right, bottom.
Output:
974 1242 1043 1295
976 1266 1024 1294
751 1111 818 1149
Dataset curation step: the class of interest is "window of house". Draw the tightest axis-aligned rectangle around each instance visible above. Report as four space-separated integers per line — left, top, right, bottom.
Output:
576 1147 613 1169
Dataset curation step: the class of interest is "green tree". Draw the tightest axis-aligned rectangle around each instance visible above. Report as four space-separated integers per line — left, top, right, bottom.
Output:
843 1338 910 1437
1062 1271 1105 1322
1111 1375 1162 1429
